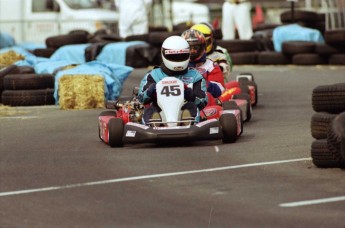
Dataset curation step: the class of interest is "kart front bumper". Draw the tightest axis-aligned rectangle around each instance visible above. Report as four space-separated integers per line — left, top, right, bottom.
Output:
122 119 222 144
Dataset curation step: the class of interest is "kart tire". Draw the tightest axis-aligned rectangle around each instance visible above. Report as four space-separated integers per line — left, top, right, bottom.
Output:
311 139 344 168
292 54 327 65
282 41 316 56
222 101 243 135
327 112 345 161
312 83 345 114
108 118 124 147
4 74 54 90
280 10 319 23
46 33 89 49
237 73 258 106
220 113 238 143
230 52 257 65
233 93 252 122
216 40 257 53
98 111 117 140
257 51 291 65
329 54 345 65
1 89 55 106
243 81 258 106
310 112 337 139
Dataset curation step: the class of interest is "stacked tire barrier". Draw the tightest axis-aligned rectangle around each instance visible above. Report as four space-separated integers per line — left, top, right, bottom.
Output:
0 65 55 106
311 83 345 168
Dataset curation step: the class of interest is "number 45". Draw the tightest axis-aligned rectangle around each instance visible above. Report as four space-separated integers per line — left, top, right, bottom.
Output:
161 85 181 96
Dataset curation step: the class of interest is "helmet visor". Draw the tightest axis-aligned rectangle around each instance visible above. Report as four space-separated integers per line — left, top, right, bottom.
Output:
162 48 190 62
189 42 204 60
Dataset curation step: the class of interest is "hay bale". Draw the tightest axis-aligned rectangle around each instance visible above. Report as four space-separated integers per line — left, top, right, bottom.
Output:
58 75 105 110
0 51 25 66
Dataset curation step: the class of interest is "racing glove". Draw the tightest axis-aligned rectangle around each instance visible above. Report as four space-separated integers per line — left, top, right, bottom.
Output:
146 83 156 99
207 82 223 98
184 87 196 102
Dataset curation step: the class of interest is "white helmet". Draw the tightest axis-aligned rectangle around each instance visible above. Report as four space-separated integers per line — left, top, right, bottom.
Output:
161 36 190 72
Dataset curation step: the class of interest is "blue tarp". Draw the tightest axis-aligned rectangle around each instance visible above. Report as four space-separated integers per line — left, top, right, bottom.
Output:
96 41 146 65
50 44 91 64
53 61 133 104
34 59 79 74
0 47 134 103
272 24 325 52
0 32 15 49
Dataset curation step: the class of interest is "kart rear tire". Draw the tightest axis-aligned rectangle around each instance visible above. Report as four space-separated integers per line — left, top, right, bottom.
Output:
233 93 252 122
108 118 124 147
222 101 243 135
99 111 117 140
220 113 238 143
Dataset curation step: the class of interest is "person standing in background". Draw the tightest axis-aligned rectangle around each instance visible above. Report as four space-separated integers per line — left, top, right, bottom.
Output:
222 0 253 40
114 0 152 38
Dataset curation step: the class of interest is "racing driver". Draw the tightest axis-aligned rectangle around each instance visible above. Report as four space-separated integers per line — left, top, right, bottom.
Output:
138 36 208 125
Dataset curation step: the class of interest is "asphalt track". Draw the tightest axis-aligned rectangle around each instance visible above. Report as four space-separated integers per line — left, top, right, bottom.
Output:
0 65 345 227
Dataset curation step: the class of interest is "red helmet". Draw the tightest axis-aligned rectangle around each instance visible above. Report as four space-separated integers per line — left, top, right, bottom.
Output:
181 29 206 61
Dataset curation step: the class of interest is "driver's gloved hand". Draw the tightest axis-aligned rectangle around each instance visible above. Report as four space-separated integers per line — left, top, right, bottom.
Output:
146 83 156 99
207 82 222 98
184 87 196 102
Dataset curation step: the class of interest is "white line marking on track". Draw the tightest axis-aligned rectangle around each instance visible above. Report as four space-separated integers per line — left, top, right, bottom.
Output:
0 157 311 197
280 196 345 207
214 146 219 153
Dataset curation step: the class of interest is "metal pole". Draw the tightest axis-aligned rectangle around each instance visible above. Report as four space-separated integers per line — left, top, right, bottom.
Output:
291 1 295 23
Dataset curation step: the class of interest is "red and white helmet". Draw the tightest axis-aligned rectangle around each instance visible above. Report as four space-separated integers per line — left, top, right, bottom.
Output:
161 36 190 71
181 29 206 61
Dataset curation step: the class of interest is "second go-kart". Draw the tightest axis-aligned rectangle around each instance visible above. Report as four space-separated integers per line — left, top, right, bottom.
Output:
98 77 242 147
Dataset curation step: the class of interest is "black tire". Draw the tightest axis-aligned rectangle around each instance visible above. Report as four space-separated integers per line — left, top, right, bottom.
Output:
222 100 238 110
310 112 337 139
280 10 319 23
222 101 243 135
315 43 341 56
282 41 316 56
147 31 182 46
324 29 345 45
108 118 124 147
216 40 257 53
292 53 327 65
99 111 117 140
0 65 18 102
327 112 345 161
220 113 238 143
312 83 345 114
257 51 291 65
233 93 252 122
46 33 89 49
237 77 258 106
311 139 344 168
124 34 149 42
240 80 258 107
328 54 345 65
33 48 56 58
1 89 55 106
4 74 54 90
230 52 257 65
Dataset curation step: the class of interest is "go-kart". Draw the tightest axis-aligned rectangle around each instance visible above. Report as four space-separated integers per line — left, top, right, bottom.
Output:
98 77 242 147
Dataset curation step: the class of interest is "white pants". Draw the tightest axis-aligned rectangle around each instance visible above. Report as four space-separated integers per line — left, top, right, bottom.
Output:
116 0 151 38
222 1 253 40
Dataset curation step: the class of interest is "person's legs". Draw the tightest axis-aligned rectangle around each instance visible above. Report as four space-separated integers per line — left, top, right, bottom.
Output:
222 2 236 40
234 2 253 40
181 102 199 124
142 105 161 125
130 15 149 36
